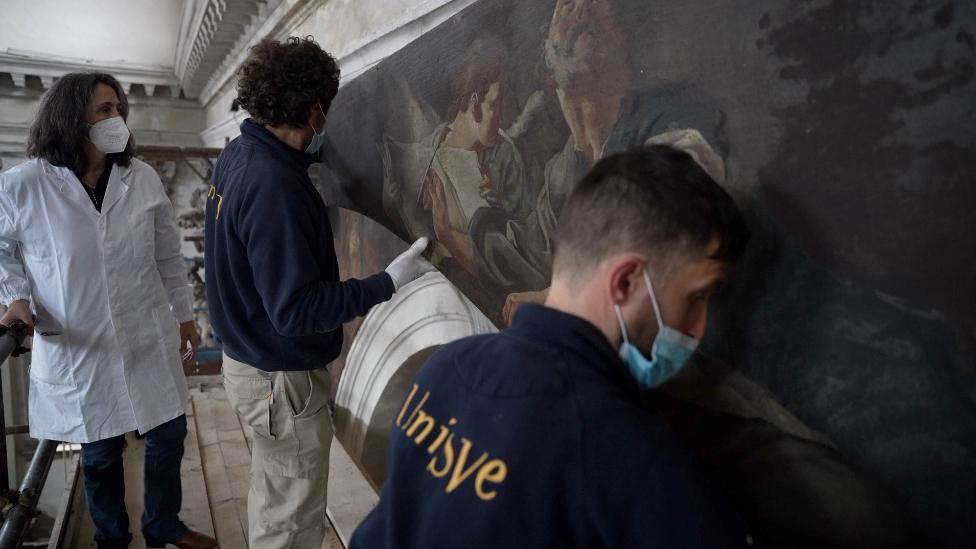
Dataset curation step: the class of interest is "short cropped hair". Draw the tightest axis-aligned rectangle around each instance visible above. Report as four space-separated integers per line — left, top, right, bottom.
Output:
236 36 340 127
27 72 133 173
553 145 749 281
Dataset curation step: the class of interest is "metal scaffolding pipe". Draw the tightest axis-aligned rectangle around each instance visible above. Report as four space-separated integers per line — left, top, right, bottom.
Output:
0 439 59 549
0 323 27 365
0 321 30 497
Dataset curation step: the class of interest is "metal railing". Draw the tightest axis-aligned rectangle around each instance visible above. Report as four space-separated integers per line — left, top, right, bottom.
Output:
0 322 58 549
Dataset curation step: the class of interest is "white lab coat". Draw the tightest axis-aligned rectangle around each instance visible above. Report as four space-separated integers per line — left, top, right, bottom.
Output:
0 158 192 443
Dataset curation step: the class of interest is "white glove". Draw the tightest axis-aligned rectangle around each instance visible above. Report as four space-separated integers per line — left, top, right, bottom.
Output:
385 237 435 291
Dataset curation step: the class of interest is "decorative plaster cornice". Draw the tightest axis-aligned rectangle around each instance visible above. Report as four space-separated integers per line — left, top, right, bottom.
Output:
0 122 203 151
177 0 292 99
0 49 178 94
198 0 319 105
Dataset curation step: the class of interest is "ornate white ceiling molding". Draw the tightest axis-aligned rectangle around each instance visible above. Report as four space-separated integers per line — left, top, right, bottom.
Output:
176 0 292 99
198 0 479 106
197 0 316 106
0 49 178 96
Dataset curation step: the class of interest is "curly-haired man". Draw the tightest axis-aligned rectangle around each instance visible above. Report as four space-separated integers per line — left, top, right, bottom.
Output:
204 37 431 548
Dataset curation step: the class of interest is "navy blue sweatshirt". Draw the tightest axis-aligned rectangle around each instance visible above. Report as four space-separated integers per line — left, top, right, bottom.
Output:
351 304 751 548
205 119 395 371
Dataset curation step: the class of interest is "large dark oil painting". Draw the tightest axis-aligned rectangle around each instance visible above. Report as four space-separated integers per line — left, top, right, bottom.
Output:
315 1 976 546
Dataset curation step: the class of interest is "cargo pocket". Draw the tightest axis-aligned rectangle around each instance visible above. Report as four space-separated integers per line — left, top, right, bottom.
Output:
280 369 331 420
263 452 329 479
258 450 330 534
224 372 274 441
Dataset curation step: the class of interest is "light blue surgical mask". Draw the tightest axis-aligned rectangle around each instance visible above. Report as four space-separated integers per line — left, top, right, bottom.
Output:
305 102 327 155
614 270 700 389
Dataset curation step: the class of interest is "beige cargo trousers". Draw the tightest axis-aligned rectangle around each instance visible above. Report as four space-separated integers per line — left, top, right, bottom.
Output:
222 353 333 548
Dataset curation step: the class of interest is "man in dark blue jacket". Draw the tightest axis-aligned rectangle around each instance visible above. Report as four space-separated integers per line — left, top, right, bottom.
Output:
351 142 753 547
204 37 430 548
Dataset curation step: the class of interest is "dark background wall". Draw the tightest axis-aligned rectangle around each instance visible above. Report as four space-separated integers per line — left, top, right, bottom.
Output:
319 0 976 546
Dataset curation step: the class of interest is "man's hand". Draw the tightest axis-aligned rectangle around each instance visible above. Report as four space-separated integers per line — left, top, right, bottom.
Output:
385 237 434 291
502 288 550 327
179 320 201 363
0 300 33 336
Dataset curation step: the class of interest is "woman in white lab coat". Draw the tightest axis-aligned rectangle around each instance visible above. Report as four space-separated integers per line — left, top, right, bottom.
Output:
0 73 216 549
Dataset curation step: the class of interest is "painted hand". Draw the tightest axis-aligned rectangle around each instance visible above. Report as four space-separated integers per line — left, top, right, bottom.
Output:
383 175 402 208
479 171 501 207
502 288 550 327
425 170 452 238
426 170 477 273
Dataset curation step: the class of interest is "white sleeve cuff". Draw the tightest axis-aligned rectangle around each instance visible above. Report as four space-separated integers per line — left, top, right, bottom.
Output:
168 285 194 323
0 282 30 307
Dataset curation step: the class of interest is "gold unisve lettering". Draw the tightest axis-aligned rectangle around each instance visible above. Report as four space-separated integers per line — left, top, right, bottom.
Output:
403 384 509 500
407 410 436 443
207 185 225 220
395 384 419 428
402 389 430 432
445 438 488 494
474 459 508 501
427 418 457 454
427 434 455 478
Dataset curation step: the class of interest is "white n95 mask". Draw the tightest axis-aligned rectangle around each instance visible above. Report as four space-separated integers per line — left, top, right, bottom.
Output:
89 116 130 154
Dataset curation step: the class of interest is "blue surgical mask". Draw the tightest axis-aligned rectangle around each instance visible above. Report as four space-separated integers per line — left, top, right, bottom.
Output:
614 270 700 389
305 102 327 155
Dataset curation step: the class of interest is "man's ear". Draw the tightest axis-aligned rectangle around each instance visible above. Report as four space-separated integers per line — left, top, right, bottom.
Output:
468 92 480 112
607 255 645 307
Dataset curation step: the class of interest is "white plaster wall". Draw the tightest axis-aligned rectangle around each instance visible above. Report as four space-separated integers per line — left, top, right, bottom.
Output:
293 0 473 64
0 0 183 68
0 92 38 171
200 0 477 147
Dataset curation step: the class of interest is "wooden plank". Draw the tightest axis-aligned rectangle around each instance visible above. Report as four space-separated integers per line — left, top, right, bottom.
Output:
70 495 98 549
326 440 379 547
181 398 217 539
192 392 249 549
47 454 84 549
321 519 345 549
211 389 252 534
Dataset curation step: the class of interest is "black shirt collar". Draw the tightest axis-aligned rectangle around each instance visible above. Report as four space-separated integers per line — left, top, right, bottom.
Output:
508 304 638 395
76 161 112 212
239 118 315 172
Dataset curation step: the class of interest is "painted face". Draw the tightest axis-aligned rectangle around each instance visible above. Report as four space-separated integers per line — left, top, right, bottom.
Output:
87 82 124 125
628 239 729 352
545 0 620 90
475 82 502 147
